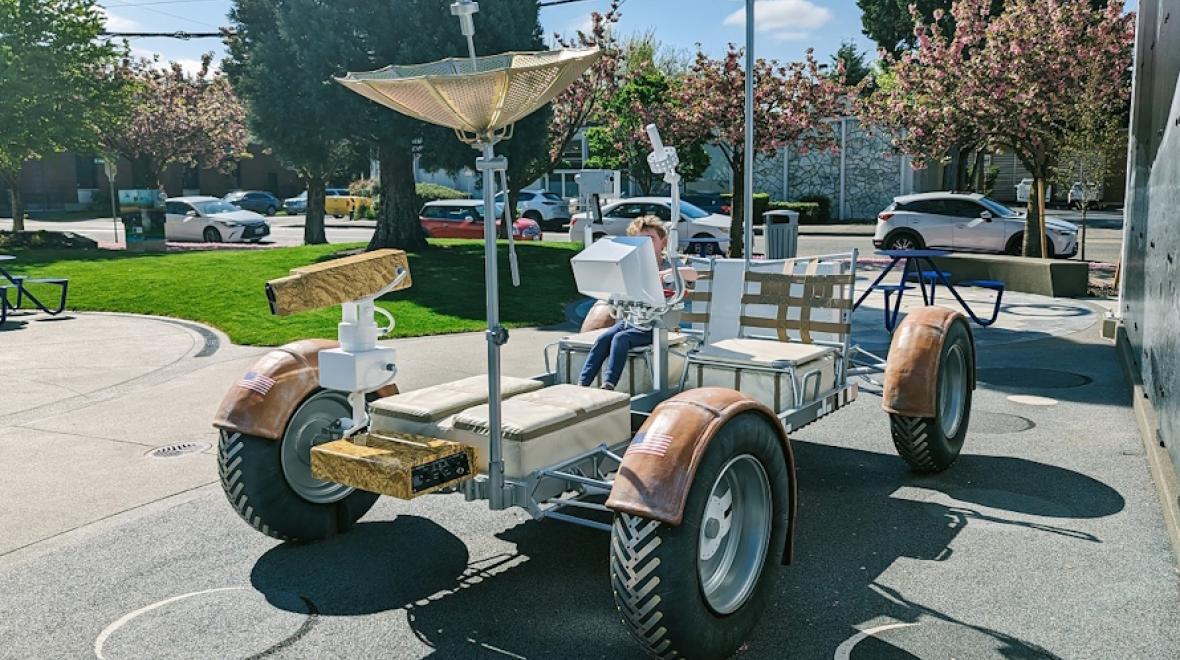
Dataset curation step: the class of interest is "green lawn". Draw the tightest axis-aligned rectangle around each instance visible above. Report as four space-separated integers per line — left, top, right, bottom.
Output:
6 240 581 346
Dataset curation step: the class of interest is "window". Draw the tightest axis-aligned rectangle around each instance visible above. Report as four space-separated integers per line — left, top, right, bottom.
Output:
943 200 984 217
978 196 1016 217
165 202 192 215
542 192 563 201
609 203 646 219
643 204 672 222
193 200 238 215
677 201 711 219
517 192 536 201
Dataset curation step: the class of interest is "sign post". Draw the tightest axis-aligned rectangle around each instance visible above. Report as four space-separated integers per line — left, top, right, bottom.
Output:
102 158 119 243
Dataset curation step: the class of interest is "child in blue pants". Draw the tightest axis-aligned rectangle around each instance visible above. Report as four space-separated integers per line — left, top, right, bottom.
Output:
579 216 697 390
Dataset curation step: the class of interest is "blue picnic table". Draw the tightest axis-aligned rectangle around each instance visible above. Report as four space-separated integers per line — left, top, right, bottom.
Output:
853 249 1005 329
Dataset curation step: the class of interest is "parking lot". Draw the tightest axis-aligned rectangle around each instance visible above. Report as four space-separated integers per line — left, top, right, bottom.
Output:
1 278 1176 658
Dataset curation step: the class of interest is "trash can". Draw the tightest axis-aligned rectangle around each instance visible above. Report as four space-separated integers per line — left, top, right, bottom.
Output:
763 209 799 259
118 189 167 253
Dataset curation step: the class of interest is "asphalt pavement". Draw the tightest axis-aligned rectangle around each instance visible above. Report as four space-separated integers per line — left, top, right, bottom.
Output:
1 281 1177 658
0 209 1127 265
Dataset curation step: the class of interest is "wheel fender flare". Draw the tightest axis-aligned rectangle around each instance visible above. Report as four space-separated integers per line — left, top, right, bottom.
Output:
882 306 976 419
605 387 799 564
212 338 398 440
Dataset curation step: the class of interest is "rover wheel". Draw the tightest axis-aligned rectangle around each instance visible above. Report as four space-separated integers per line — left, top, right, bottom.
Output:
609 413 790 659
218 389 378 541
889 318 973 473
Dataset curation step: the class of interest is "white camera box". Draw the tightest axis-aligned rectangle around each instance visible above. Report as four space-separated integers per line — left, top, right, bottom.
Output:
571 236 664 306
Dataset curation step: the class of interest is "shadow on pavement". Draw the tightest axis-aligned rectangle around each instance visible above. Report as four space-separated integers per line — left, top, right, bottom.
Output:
250 517 470 617
246 443 1123 658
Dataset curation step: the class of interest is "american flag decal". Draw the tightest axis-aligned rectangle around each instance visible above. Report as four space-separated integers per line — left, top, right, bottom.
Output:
238 371 276 396
628 430 674 457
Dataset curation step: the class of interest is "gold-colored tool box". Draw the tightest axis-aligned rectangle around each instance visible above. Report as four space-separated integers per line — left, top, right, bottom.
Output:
311 431 476 499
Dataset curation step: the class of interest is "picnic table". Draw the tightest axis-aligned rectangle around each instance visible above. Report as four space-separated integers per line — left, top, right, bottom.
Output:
853 248 1005 329
0 254 69 324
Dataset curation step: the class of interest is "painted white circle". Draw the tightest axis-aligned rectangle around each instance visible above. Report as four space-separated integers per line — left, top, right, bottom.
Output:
834 622 918 659
94 587 313 660
1007 394 1059 406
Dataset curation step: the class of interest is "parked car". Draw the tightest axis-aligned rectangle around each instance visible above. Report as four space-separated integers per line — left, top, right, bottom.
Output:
419 200 541 240
873 191 1078 258
282 188 351 216
165 196 271 243
325 188 372 218
1068 181 1104 210
683 193 732 216
493 189 571 230
568 196 731 255
223 190 281 216
283 191 308 215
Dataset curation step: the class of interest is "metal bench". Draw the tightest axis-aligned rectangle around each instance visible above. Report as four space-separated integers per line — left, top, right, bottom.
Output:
3 277 69 315
876 283 911 331
904 269 951 303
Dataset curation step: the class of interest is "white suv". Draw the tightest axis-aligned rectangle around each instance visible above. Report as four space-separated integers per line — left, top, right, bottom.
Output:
494 189 571 231
873 192 1078 258
568 196 731 255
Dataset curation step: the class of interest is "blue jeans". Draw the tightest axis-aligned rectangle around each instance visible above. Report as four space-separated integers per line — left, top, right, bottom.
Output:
578 322 653 388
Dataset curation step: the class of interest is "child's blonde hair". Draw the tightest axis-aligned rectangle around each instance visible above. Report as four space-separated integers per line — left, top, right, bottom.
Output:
626 215 667 239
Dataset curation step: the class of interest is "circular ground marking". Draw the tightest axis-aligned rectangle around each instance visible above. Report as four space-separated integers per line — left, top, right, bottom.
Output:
977 368 1092 389
145 442 210 459
970 410 1037 434
834 618 1055 658
1007 395 1059 406
95 587 315 660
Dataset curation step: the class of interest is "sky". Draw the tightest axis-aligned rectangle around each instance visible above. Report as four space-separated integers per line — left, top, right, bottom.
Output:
97 0 885 75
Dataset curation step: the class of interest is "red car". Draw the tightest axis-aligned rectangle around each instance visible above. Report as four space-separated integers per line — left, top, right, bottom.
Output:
419 200 542 240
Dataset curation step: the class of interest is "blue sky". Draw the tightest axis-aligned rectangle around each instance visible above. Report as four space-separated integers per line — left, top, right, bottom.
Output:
98 0 884 74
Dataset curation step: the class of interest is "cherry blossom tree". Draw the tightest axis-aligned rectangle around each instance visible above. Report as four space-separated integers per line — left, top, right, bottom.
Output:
107 54 250 190
864 0 1134 257
674 45 849 257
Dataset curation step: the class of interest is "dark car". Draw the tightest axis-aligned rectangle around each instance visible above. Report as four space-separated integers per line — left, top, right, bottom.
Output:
683 193 731 215
224 190 282 216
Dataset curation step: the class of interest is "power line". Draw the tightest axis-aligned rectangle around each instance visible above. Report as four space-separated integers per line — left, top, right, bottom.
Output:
100 1 222 29
538 0 601 7
100 30 228 38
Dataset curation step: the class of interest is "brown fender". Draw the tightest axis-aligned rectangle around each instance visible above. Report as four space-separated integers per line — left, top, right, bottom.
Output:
605 387 799 564
580 300 616 333
213 339 398 440
882 306 975 418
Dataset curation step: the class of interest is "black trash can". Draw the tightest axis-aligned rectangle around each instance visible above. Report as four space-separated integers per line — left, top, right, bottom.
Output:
121 209 167 253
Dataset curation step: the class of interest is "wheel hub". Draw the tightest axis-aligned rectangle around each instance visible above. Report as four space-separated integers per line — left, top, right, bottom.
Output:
697 454 772 615
939 343 967 438
279 391 356 504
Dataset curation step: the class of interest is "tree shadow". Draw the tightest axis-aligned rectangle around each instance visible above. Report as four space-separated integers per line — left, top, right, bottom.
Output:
249 444 1122 658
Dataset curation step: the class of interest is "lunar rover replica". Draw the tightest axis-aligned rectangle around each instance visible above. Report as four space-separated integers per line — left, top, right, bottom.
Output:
213 4 975 657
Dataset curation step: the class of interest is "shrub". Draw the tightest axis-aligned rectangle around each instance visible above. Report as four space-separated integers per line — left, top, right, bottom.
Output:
720 192 771 224
765 201 821 224
796 194 832 223
416 183 468 205
0 230 98 250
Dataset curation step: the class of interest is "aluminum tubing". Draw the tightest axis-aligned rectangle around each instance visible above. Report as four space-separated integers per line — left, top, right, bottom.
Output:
480 142 506 510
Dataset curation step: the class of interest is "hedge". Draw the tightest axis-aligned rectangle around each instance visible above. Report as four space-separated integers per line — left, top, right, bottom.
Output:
720 192 827 225
416 183 468 204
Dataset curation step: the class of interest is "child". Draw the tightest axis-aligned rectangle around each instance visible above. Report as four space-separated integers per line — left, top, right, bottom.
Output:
579 216 698 390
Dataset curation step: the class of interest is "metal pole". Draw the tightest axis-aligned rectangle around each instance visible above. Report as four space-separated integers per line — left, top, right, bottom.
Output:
109 178 119 243
478 142 505 510
743 0 755 265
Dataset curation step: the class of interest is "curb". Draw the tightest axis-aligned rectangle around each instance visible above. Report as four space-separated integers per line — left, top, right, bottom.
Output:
1116 324 1180 572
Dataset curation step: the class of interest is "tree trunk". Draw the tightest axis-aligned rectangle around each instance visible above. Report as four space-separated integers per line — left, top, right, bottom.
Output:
369 146 427 252
972 151 985 192
729 159 745 259
9 182 25 233
304 178 327 245
1021 177 1046 258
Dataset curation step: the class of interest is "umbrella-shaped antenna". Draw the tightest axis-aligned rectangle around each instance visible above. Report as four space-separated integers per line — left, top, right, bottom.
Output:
335 48 601 144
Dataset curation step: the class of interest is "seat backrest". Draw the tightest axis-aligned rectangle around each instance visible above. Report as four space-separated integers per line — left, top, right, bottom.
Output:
683 257 815 342
739 255 855 346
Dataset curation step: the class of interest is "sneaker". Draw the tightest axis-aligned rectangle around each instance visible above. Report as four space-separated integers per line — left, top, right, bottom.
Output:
601 382 616 391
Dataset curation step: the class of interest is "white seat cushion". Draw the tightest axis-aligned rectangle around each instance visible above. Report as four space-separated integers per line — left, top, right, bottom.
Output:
371 375 543 424
694 338 834 368
451 385 631 478
559 328 687 350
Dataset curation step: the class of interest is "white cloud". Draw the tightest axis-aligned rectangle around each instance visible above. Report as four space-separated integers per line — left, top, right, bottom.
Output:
772 31 810 41
724 0 833 34
99 7 139 31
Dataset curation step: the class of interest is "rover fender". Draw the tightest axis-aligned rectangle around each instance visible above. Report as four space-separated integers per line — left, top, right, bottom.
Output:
882 306 976 419
213 338 398 440
605 387 799 564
